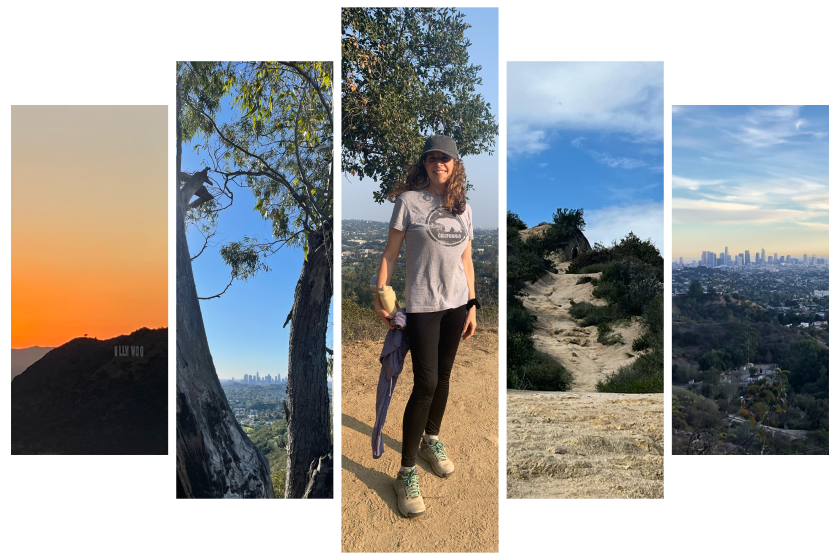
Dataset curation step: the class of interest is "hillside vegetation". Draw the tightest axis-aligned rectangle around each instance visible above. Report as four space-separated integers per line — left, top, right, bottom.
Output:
248 405 334 497
672 283 828 454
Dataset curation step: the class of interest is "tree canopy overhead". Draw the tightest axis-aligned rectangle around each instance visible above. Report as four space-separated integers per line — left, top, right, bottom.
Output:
342 7 498 202
179 61 333 293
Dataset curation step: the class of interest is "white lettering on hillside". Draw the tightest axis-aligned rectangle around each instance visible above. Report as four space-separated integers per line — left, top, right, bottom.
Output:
114 345 144 357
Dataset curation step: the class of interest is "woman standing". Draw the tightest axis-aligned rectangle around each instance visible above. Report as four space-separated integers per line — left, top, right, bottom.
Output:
374 135 478 518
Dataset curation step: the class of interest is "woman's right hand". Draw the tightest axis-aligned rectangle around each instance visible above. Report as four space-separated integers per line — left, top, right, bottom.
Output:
374 293 397 329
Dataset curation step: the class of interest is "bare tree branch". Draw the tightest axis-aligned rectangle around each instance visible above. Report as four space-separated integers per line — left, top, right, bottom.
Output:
198 277 234 300
182 95 319 229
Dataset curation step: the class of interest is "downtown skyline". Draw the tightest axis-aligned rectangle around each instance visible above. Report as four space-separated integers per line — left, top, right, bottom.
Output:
671 245 828 264
672 105 828 260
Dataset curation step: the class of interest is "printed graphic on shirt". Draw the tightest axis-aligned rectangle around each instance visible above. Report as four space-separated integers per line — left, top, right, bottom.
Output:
425 206 468 247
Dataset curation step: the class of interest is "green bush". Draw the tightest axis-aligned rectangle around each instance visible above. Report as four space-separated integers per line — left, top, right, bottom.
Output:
507 210 528 230
594 259 662 316
576 276 595 285
508 301 534 336
597 322 623 346
643 294 664 336
509 350 573 391
577 263 609 274
568 232 663 274
597 347 664 393
569 301 619 326
632 332 652 352
271 468 286 499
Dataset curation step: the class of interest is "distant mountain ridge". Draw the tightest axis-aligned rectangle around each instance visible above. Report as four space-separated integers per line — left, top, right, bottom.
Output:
11 327 168 455
12 346 55 380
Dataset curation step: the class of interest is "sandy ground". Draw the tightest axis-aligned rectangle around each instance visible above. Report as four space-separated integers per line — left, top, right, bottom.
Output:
508 249 664 499
341 329 499 553
507 391 663 498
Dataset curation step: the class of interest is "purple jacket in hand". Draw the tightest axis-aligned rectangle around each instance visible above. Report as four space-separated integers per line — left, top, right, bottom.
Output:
372 308 409 459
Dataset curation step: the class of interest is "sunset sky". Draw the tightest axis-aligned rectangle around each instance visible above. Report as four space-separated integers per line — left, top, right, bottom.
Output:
11 106 168 348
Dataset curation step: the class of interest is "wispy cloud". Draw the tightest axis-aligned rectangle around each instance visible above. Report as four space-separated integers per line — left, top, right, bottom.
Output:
570 137 647 169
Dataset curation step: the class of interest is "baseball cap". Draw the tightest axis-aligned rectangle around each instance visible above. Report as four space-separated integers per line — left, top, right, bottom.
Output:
421 135 459 160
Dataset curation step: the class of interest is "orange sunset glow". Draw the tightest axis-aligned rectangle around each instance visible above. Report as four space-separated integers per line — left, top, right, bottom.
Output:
11 106 168 349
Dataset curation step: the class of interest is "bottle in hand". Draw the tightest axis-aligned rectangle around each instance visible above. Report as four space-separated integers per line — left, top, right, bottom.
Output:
378 286 400 316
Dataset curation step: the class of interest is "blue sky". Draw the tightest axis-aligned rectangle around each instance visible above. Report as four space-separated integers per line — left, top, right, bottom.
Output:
342 7 499 229
673 105 829 261
183 86 333 381
507 61 664 249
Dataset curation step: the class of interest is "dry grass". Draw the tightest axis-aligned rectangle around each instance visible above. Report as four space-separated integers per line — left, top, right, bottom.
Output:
507 391 664 499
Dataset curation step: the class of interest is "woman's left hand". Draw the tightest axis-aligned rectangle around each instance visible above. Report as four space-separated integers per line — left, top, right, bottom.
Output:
462 306 477 340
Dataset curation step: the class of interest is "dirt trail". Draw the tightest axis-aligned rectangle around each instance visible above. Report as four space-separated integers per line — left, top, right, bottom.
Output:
522 258 642 391
342 330 498 552
508 249 663 499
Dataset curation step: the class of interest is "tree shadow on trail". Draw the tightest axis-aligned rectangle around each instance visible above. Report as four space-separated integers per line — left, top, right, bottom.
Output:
342 413 402 455
342 454 401 517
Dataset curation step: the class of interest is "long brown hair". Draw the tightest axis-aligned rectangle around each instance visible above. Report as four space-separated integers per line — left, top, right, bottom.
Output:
387 154 467 215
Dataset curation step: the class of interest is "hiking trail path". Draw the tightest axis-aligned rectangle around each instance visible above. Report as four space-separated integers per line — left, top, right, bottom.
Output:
507 252 664 499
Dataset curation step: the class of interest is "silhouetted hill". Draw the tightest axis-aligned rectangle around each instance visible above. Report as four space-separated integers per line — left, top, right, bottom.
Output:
12 346 55 380
11 328 168 455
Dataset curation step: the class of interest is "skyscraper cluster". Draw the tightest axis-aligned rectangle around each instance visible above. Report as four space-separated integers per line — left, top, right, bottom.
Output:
687 248 826 268
234 372 284 385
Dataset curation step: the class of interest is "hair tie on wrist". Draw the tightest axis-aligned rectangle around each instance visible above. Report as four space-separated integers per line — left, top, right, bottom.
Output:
466 298 481 310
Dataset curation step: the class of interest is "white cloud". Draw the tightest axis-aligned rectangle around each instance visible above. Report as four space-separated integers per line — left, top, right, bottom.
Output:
672 175 725 190
585 202 664 250
795 222 829 230
508 62 663 156
672 197 820 225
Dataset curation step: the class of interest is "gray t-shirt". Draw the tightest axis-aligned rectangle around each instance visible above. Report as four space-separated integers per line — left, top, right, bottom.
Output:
389 189 473 313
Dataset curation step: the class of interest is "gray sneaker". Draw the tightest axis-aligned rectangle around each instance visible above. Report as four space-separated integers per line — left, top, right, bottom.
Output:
394 466 425 518
418 438 455 478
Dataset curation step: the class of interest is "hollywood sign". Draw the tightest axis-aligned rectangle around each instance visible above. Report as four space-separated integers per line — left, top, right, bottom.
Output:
115 345 144 357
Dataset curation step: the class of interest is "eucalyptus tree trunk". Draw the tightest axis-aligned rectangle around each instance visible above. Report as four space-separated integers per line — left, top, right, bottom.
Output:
175 93 273 499
176 186 273 499
284 224 333 499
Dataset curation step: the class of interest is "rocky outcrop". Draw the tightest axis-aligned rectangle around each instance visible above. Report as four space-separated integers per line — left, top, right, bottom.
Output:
554 227 591 262
11 328 168 455
520 224 591 262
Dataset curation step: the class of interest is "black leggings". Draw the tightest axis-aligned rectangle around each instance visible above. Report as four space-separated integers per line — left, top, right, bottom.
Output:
401 304 467 468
